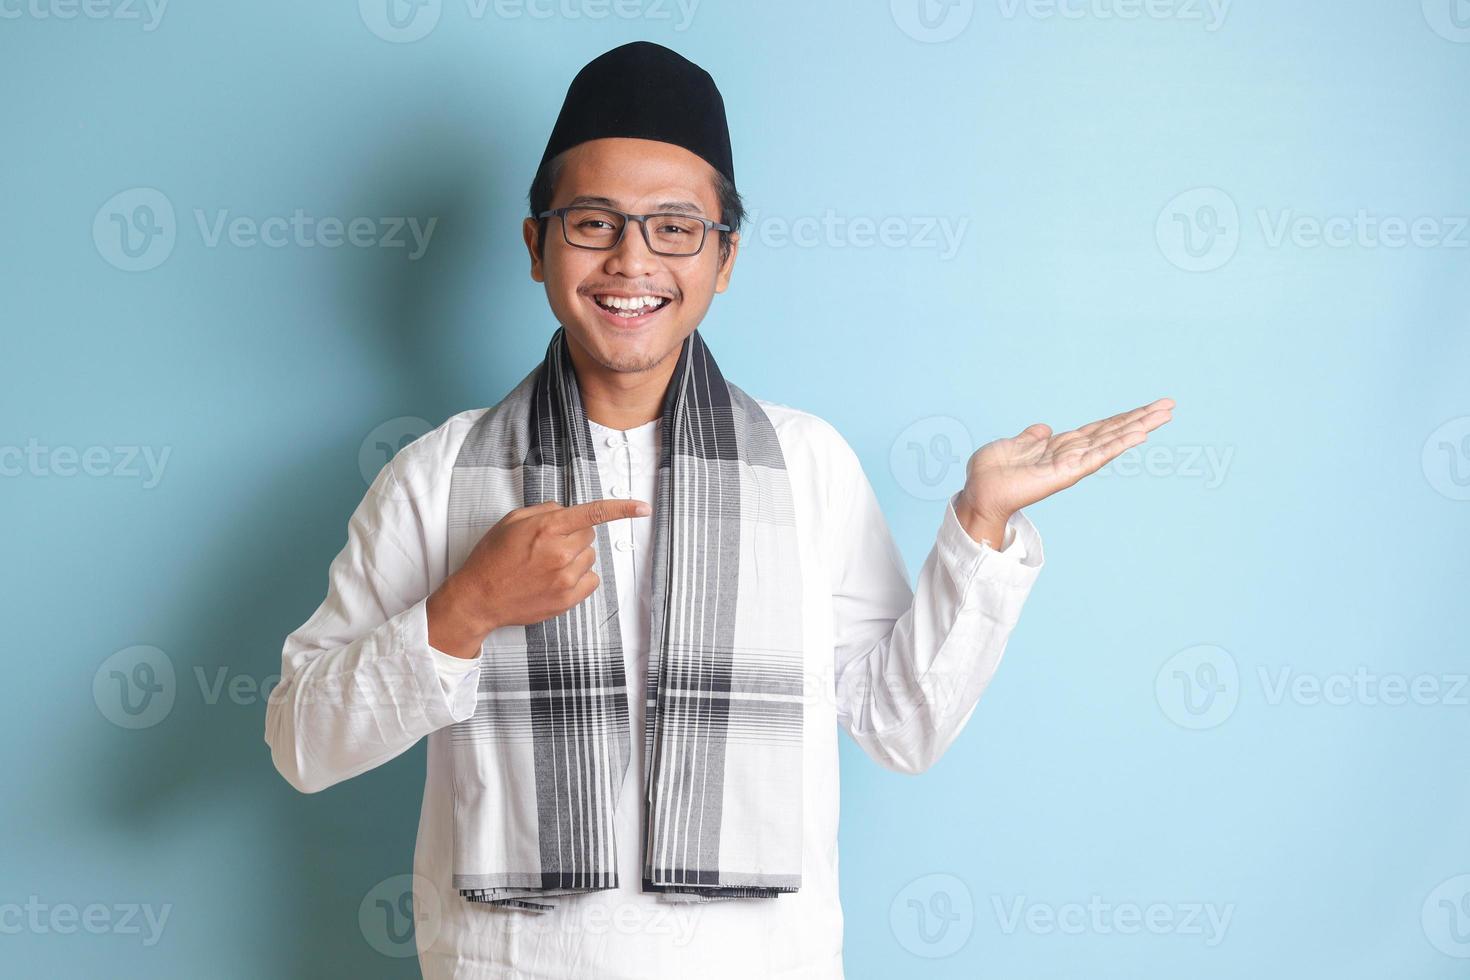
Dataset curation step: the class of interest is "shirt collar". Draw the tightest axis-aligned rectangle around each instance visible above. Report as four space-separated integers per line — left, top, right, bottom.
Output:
587 416 661 443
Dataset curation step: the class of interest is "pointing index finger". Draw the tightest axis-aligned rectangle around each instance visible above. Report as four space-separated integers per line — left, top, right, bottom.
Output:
554 498 652 532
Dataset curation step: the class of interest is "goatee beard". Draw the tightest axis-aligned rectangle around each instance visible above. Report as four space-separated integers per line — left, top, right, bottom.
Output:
589 343 671 375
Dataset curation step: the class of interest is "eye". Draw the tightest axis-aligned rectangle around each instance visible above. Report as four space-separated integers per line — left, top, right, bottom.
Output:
577 218 614 231
657 224 691 236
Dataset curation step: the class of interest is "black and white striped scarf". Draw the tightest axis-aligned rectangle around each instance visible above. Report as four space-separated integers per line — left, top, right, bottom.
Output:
444 327 805 911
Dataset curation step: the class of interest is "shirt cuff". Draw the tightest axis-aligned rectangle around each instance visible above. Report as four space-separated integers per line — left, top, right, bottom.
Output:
431 635 481 713
396 598 481 725
939 493 1045 593
432 644 482 675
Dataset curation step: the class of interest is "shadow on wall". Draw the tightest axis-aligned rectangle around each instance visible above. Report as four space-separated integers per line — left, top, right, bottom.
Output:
89 122 536 977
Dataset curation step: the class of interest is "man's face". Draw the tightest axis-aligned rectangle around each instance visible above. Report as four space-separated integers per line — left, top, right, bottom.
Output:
524 137 739 377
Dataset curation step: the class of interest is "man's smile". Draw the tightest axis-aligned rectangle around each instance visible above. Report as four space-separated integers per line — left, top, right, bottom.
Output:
587 291 673 326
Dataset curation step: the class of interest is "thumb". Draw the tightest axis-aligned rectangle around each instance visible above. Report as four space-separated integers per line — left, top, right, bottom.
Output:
1014 422 1052 442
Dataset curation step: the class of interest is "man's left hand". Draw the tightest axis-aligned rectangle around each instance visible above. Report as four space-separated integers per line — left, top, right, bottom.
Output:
953 397 1176 547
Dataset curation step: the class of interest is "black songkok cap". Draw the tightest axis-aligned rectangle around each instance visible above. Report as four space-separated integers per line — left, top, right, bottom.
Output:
537 41 735 188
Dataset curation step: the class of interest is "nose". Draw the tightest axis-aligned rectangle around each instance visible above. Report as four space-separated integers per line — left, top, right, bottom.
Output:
603 217 662 278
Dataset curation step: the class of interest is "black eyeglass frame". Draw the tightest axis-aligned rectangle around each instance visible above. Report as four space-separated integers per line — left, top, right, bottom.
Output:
538 206 732 257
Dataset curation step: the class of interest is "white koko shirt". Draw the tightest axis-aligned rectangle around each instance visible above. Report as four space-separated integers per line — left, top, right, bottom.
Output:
265 399 1044 980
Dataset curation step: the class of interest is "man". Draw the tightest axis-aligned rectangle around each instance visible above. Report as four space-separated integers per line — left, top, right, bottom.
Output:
264 41 1171 979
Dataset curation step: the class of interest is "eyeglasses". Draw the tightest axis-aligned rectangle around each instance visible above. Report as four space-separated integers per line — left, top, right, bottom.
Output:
538 206 731 257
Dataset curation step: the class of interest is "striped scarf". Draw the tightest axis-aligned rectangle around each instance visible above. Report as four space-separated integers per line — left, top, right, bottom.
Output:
444 327 805 911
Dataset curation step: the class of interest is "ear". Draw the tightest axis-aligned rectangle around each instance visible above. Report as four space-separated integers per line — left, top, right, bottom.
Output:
713 231 740 294
523 217 545 283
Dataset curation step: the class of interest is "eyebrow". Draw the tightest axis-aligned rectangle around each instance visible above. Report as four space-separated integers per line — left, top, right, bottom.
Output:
566 195 706 216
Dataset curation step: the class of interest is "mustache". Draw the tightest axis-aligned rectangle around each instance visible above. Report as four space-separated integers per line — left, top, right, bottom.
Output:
580 284 679 299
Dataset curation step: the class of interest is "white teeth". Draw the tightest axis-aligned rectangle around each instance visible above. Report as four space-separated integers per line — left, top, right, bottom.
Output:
595 295 666 313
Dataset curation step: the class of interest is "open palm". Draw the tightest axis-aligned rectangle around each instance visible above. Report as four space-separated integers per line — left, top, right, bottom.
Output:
959 397 1175 521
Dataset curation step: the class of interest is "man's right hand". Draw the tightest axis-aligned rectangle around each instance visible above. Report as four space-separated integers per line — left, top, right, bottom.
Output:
426 498 651 659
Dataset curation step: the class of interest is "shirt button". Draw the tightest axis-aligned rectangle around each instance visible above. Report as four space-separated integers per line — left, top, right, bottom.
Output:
610 484 628 497
614 538 634 552
604 434 627 447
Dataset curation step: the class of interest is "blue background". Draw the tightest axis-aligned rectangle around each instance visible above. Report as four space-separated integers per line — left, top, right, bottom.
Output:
5 0 1469 976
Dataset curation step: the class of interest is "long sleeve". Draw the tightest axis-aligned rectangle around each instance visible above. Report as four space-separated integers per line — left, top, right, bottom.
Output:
264 458 481 794
830 443 1044 775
